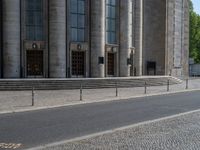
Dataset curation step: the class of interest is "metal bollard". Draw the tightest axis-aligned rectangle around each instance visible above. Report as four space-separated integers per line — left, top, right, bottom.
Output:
80 83 83 101
32 86 35 106
186 79 189 89
144 82 147 94
116 82 118 97
167 80 170 92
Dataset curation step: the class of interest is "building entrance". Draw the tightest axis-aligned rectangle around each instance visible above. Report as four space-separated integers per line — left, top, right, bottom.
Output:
26 50 44 77
130 49 135 76
107 53 115 76
72 51 85 77
147 61 156 75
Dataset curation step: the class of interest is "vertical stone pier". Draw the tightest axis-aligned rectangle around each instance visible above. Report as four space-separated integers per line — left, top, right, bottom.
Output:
119 0 132 77
91 0 105 78
3 0 20 78
134 0 143 76
49 0 66 78
182 0 189 77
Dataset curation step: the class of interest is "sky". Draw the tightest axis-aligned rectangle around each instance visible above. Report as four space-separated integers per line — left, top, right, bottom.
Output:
192 0 200 15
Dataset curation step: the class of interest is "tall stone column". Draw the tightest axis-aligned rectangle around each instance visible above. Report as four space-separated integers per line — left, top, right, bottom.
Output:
119 0 132 77
49 0 66 78
3 0 20 78
91 0 105 78
134 0 143 76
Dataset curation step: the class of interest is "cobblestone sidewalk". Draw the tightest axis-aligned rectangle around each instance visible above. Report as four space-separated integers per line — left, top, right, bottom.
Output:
41 110 200 150
0 78 200 113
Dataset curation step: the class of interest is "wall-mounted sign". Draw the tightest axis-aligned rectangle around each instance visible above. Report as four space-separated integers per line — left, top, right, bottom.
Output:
112 47 117 53
77 44 82 50
32 43 37 49
98 57 104 64
127 58 131 65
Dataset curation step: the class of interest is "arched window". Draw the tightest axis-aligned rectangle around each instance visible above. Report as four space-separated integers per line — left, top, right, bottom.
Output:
106 0 117 44
70 0 86 42
25 0 44 41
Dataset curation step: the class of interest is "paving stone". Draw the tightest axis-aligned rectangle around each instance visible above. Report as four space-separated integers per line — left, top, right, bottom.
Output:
43 111 200 150
0 78 199 113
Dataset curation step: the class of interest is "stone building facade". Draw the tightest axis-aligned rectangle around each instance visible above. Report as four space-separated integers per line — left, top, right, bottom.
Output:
0 0 189 78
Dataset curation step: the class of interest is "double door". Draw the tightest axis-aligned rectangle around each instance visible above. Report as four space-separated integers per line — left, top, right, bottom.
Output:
72 51 85 77
26 50 44 77
107 53 115 76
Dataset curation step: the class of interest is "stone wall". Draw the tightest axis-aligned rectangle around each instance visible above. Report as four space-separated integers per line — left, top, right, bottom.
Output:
143 0 166 75
0 0 189 78
166 0 189 77
143 0 189 77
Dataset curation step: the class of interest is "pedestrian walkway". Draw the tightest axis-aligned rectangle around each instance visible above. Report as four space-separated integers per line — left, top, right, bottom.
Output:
0 78 199 114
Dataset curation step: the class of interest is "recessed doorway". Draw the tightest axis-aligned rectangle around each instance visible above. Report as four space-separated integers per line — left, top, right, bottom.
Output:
26 50 44 77
72 51 85 77
107 53 115 76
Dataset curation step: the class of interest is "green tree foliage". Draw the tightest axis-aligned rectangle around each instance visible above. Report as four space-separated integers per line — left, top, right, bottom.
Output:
190 0 200 63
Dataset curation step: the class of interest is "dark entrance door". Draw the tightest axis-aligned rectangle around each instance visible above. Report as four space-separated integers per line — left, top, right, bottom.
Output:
107 53 115 76
130 50 135 76
72 51 85 77
147 61 156 75
26 50 44 77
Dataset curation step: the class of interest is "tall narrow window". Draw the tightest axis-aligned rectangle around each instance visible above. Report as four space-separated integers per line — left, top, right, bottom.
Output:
70 0 86 42
25 0 44 41
106 0 117 44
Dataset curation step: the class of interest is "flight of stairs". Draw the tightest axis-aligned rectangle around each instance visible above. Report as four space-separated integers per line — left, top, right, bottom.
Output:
0 76 182 91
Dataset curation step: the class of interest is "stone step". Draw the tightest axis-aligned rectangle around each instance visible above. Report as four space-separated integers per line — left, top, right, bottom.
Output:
0 76 182 91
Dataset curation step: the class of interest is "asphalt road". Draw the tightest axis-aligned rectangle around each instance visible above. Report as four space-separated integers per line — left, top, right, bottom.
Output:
1 91 200 149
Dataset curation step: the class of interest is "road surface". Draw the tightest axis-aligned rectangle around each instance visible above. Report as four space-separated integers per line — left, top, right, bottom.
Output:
1 91 200 149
